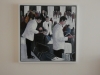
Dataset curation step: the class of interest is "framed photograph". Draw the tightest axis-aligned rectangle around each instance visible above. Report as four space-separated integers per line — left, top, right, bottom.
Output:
19 5 77 62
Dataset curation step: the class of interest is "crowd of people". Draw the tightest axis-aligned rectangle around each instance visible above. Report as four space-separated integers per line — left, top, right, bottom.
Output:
53 11 62 18
20 9 76 61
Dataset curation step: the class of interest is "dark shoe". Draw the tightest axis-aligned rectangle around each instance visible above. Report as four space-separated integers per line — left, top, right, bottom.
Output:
28 56 35 59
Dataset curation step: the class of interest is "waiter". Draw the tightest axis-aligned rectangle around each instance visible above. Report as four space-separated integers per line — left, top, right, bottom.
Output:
43 16 52 42
53 16 72 58
22 14 42 59
43 16 52 36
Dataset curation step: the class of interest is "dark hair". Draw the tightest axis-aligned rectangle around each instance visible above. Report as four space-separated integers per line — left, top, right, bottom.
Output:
54 21 57 25
59 16 67 22
46 16 49 18
36 16 42 20
67 25 70 27
28 12 35 20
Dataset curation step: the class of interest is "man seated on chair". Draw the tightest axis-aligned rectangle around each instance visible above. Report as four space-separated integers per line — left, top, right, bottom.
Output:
34 27 65 61
34 27 46 44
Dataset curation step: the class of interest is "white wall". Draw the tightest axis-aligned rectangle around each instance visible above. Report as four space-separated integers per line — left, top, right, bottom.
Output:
0 0 100 75
24 6 29 15
37 6 41 13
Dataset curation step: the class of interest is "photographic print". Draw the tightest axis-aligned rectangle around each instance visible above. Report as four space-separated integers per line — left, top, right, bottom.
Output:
20 5 77 62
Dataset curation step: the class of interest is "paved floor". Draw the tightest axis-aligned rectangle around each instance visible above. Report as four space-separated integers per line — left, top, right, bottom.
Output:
20 37 40 62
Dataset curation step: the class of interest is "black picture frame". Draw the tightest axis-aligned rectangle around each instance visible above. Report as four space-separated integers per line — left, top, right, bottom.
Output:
19 5 77 62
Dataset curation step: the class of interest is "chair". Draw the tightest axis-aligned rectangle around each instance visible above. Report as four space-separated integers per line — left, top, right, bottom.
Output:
35 43 50 60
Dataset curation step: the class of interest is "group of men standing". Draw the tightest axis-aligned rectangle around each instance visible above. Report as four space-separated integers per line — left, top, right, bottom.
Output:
53 11 62 18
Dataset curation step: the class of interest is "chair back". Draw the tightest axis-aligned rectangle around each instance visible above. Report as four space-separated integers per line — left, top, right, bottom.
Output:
36 43 49 52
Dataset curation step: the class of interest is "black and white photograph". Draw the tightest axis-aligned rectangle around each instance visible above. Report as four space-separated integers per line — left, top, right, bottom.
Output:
20 5 77 62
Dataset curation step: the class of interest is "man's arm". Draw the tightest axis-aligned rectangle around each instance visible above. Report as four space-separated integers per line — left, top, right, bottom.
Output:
31 22 39 34
33 30 39 34
54 27 68 42
57 36 68 42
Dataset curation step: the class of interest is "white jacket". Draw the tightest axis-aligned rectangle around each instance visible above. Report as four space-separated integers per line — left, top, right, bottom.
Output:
43 21 52 35
22 19 39 41
53 23 68 50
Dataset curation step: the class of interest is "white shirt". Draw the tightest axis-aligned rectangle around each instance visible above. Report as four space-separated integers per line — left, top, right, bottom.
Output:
53 23 68 50
22 19 39 41
43 21 52 35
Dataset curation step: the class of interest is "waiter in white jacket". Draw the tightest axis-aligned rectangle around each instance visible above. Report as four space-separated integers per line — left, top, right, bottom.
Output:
43 16 52 42
43 16 52 36
22 15 42 59
53 16 73 58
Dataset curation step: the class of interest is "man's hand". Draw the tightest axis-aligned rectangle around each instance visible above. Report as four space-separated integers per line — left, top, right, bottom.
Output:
43 31 47 35
68 35 73 38
39 27 43 31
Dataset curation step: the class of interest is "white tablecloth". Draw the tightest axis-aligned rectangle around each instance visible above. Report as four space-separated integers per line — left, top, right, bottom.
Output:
64 43 72 53
48 39 72 53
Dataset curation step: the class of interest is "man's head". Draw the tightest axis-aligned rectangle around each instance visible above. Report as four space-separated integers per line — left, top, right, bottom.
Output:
38 27 43 33
36 17 42 23
46 16 49 22
59 16 67 25
42 10 45 14
28 12 35 20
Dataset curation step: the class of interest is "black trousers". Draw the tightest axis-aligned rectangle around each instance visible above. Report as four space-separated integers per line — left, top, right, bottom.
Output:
26 39 34 58
53 49 64 58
